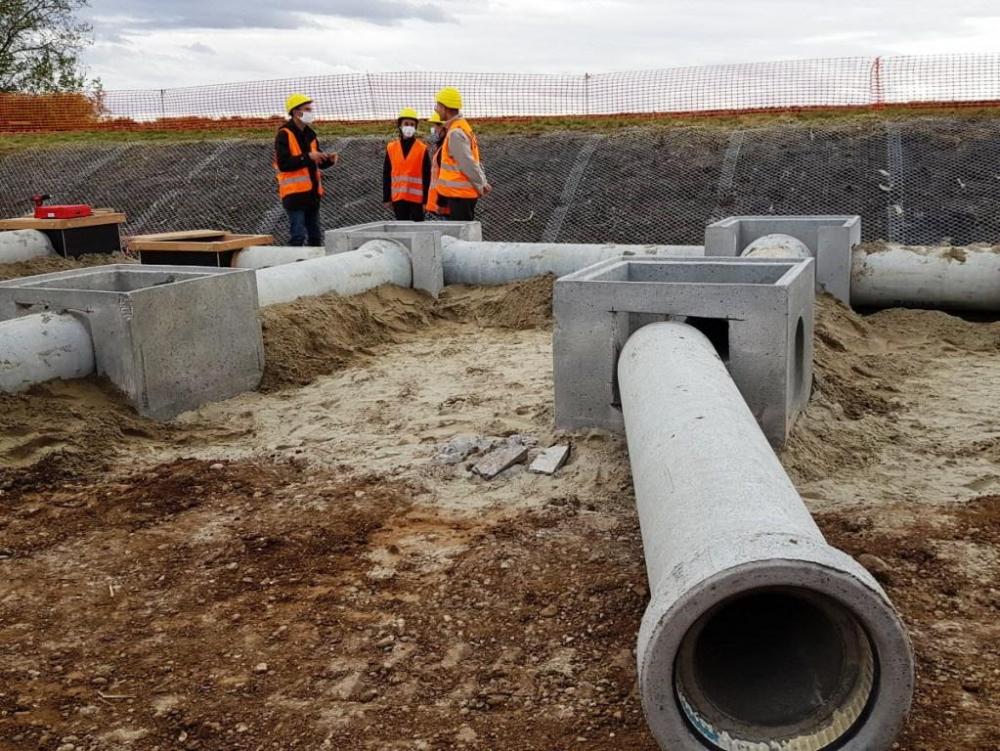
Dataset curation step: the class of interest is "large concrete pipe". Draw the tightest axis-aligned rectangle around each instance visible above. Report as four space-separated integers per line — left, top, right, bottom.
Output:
852 243 1000 312
619 322 913 751
0 230 56 263
440 236 704 285
0 313 95 392
742 233 812 259
254 239 411 307
231 245 325 270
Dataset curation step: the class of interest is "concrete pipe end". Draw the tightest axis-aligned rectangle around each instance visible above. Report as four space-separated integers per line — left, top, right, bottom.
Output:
741 234 812 260
639 559 913 751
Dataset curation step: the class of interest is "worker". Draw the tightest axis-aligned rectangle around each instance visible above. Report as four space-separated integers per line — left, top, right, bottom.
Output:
434 87 491 221
424 111 449 217
382 107 431 221
273 93 339 247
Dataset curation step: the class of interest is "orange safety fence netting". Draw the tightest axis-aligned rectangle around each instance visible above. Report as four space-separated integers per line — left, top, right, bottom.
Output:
3 54 1000 133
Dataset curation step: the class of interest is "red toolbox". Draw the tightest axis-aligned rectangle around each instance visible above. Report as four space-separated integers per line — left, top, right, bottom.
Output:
34 203 93 220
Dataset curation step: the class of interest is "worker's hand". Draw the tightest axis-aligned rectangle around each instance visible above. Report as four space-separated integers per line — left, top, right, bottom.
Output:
325 152 340 166
308 151 326 164
480 182 493 197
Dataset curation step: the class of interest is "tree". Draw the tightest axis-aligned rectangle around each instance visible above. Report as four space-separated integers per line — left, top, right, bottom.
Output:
0 0 94 93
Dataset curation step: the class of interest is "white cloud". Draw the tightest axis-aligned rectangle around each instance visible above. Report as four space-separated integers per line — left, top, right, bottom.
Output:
82 0 1000 91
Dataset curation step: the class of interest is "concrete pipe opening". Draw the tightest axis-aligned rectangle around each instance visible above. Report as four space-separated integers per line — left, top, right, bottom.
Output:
673 587 876 751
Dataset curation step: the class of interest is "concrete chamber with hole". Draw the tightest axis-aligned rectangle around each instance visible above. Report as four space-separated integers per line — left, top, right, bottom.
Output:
552 256 815 448
0 265 264 419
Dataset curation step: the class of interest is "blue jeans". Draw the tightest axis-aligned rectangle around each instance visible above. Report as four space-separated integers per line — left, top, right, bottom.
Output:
287 206 323 247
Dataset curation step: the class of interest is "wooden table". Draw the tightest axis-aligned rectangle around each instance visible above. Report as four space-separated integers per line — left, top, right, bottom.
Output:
128 230 274 267
0 210 127 258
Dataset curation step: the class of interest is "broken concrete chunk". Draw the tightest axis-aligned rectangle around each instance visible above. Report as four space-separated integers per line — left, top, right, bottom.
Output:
529 445 571 475
472 445 529 480
434 434 501 465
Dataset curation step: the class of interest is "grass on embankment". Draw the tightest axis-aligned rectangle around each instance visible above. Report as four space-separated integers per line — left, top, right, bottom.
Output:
3 105 1000 155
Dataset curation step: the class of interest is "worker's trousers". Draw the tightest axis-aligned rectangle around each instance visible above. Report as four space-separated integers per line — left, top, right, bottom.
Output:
287 206 323 247
444 197 477 221
392 201 425 222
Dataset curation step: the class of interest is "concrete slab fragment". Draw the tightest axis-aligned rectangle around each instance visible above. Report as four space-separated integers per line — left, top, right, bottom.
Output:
529 445 571 475
473 445 529 480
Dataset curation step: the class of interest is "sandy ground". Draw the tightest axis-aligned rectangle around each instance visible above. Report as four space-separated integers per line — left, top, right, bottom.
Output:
0 277 998 751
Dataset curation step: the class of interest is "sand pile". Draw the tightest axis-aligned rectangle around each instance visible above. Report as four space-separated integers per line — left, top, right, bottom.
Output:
260 276 556 391
0 379 170 485
783 294 1000 483
437 274 555 330
259 285 440 392
0 252 133 282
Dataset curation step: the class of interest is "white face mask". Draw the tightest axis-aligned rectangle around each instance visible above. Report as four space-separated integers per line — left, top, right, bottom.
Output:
400 125 416 138
299 110 315 125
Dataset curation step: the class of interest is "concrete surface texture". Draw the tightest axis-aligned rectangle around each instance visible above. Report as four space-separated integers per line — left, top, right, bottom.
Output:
0 265 264 419
705 215 860 305
0 229 56 263
441 237 705 285
851 242 1000 312
618 322 914 751
742 233 812 259
325 220 482 255
230 246 325 269
254 239 412 306
0 311 95 392
553 256 815 447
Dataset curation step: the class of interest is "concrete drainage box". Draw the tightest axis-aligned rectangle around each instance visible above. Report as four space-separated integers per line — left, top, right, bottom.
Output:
553 256 815 448
325 221 483 298
0 265 264 420
704 215 860 305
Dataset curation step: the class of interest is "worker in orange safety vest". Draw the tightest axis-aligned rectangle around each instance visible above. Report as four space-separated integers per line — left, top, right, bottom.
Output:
273 93 339 246
424 111 449 217
433 87 491 221
382 107 431 222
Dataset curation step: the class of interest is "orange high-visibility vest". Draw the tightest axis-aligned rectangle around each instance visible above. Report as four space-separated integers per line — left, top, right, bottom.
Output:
387 139 427 204
438 118 481 199
273 127 324 199
425 147 450 216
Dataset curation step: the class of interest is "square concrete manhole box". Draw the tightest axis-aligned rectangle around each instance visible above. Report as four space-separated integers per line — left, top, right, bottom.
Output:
0 265 264 419
553 256 815 447
704 215 860 304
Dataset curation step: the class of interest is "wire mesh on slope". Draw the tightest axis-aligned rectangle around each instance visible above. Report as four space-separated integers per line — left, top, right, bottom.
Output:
4 117 1000 247
557 128 730 245
720 121 890 241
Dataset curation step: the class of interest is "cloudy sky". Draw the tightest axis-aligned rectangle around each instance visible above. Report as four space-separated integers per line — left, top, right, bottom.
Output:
83 0 1000 90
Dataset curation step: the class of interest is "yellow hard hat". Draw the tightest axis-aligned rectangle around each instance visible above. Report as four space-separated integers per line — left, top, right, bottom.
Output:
427 111 444 124
397 107 420 121
436 87 463 110
285 93 313 114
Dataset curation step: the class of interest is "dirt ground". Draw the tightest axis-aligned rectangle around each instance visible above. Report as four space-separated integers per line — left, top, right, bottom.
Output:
1 276 998 751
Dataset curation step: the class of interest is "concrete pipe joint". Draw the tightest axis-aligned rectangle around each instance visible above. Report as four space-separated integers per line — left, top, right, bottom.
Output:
0 229 56 263
618 322 913 751
741 233 812 260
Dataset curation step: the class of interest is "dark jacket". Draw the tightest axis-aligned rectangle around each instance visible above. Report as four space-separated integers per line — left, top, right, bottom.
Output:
275 119 333 211
382 137 432 204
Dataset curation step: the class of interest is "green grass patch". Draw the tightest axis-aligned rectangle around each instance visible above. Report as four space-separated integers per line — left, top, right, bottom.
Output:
3 105 1000 154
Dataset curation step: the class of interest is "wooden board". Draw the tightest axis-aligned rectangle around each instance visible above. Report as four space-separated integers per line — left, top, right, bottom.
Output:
129 230 229 242
0 210 127 231
129 233 274 253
